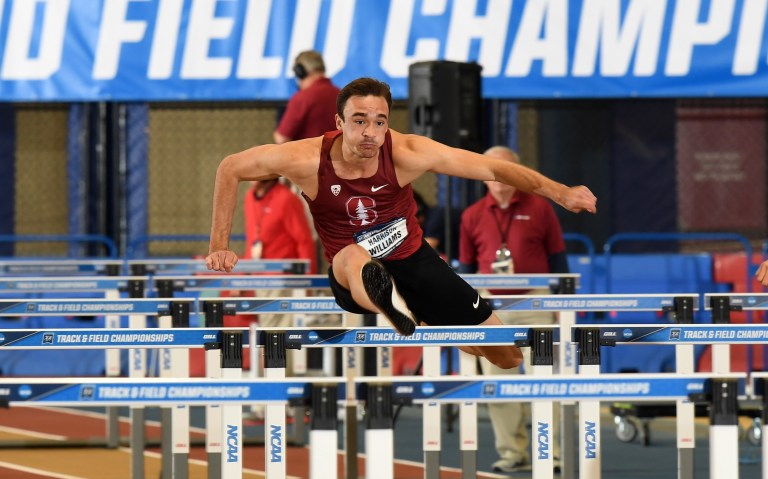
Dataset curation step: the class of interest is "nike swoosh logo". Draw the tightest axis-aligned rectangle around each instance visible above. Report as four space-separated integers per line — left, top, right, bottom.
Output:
473 295 480 309
371 184 389 192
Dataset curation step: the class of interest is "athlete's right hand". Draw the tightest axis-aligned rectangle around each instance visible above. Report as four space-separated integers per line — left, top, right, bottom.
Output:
757 260 768 287
206 250 239 273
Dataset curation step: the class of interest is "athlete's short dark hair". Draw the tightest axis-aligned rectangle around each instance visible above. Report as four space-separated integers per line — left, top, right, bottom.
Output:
336 78 392 120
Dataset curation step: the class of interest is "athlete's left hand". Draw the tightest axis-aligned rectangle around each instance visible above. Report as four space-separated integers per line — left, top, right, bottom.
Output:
559 185 597 214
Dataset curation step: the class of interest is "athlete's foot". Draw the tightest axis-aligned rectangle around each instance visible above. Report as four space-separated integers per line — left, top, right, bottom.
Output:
361 260 417 336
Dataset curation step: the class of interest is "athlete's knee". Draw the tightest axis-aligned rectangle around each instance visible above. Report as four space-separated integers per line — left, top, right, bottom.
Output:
333 244 371 271
486 347 523 369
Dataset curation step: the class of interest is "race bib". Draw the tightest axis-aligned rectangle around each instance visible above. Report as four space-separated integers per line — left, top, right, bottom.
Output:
353 217 408 259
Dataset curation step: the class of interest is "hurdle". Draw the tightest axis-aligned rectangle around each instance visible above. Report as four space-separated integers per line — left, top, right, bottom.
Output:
574 320 768 478
0 298 194 479
0 259 124 276
488 293 698 479
0 369 745 479
0 276 147 448
149 272 332 451
126 258 311 276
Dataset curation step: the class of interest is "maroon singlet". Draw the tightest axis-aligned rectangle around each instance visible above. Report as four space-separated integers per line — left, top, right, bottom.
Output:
303 130 423 263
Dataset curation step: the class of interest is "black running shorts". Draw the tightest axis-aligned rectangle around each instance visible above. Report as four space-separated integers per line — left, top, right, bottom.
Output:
328 241 493 326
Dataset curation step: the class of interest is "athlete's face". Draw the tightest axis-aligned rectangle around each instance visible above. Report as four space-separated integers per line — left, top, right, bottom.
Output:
336 95 389 159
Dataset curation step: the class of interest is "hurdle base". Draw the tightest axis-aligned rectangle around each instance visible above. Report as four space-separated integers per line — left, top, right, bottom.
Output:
424 451 440 479
678 448 694 479
173 453 189 479
207 453 221 479
460 451 476 479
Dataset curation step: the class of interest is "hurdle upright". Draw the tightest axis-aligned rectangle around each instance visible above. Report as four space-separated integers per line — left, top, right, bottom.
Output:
0 275 147 448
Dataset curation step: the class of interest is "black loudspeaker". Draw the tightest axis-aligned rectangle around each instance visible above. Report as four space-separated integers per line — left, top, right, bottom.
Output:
408 61 484 152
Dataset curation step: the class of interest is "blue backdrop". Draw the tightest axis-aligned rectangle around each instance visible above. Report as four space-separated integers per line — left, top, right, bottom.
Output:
0 0 766 101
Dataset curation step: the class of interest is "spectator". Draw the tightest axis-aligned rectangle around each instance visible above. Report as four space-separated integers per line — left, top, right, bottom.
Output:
459 145 568 473
274 50 340 144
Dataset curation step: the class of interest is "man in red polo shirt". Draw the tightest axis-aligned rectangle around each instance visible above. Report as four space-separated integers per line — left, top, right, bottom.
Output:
273 50 340 144
459 146 568 474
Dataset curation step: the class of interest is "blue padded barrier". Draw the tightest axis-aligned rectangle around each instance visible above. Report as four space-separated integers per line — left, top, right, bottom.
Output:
569 252 727 374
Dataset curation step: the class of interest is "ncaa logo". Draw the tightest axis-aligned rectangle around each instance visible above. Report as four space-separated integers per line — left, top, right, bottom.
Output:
482 382 497 397
670 329 681 340
0 333 4 342
355 332 366 343
308 331 318 341
331 185 341 196
421 382 435 395
346 196 378 226
622 329 633 339
43 333 54 344
18 385 32 398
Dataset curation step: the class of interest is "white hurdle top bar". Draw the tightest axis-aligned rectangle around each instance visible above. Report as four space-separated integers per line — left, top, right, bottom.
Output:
152 273 579 291
0 276 148 292
0 325 557 349
0 373 744 407
703 293 768 310
573 323 768 344
209 294 697 314
0 259 123 275
0 298 192 316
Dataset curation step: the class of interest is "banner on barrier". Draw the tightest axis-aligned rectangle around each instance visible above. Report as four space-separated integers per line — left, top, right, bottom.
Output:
586 324 768 344
0 375 738 405
0 0 766 100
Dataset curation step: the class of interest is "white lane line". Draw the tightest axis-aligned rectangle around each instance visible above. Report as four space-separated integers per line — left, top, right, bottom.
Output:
138 449 304 479
0 461 88 479
0 425 67 440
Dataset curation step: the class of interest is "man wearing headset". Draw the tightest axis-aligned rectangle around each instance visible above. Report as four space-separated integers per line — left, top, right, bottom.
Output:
274 50 341 144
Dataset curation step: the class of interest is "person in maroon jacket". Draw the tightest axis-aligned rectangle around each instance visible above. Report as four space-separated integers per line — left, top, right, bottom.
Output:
459 146 567 473
274 50 340 144
206 78 597 369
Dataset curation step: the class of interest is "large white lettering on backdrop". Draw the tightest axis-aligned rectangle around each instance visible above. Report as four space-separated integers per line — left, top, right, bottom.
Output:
0 0 765 99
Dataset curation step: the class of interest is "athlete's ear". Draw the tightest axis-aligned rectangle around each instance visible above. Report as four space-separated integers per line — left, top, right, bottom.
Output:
335 114 343 130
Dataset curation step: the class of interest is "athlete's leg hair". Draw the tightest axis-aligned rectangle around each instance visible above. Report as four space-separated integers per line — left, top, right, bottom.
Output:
458 313 523 369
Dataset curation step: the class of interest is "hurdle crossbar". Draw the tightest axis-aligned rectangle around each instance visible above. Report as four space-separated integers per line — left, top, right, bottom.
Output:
0 298 192 316
0 276 148 292
572 323 768 344
126 258 310 275
0 325 558 349
703 293 768 310
145 273 579 292
0 259 124 276
205 293 697 315
489 293 699 311
0 373 744 406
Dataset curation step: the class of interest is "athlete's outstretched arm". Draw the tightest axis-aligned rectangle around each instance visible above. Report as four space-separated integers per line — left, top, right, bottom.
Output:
206 140 319 272
392 131 597 214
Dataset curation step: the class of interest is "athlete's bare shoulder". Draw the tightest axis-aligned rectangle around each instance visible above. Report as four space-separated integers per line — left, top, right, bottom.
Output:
389 129 445 184
277 135 325 197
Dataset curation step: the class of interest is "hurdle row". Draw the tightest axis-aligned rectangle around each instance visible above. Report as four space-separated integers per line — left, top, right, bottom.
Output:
0 271 576 479
0 320 761 479
2 294 768 479
0 269 579 478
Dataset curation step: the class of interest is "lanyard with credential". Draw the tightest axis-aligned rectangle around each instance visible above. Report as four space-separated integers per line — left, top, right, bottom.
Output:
491 205 514 273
